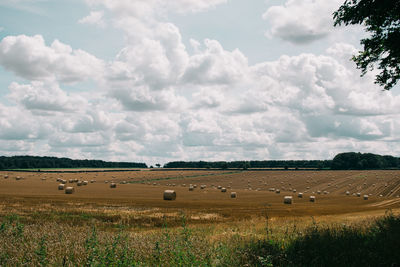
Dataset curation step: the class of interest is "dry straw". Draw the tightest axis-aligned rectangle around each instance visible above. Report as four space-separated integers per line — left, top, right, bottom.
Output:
163 190 176 200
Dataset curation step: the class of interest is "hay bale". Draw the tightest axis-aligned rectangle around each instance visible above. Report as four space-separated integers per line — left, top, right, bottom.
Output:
284 196 293 204
110 183 117 188
61 179 67 184
275 189 280 194
200 185 206 189
41 177 46 181
346 191 350 195
217 186 222 189
221 187 227 192
293 189 297 193
90 180 95 183
69 179 74 183
4 175 8 179
77 181 83 186
65 187 74 194
189 186 194 191
298 192 303 198
58 184 65 190
83 181 88 185
15 176 22 180
309 196 316 202
231 192 237 198
363 195 369 200
356 193 361 197
163 190 176 200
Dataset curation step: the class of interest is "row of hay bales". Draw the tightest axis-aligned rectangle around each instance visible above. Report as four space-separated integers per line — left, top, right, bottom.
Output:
283 194 315 204
163 190 237 200
57 178 97 194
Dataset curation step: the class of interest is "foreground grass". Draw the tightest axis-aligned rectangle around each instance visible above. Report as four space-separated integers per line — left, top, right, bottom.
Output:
0 211 399 266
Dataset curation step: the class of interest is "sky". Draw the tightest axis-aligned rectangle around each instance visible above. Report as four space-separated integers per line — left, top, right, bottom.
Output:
0 0 399 165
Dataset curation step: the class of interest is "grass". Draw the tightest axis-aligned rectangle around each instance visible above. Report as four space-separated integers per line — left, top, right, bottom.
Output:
0 209 399 266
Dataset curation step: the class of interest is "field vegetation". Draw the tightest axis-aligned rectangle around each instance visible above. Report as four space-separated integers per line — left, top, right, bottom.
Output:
0 169 399 266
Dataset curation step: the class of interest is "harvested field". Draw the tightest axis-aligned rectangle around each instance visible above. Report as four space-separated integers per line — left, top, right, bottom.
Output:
1 170 399 223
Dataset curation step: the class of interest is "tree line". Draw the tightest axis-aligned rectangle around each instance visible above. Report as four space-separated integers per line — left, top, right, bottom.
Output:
0 155 147 169
164 153 399 170
163 160 332 169
331 152 399 170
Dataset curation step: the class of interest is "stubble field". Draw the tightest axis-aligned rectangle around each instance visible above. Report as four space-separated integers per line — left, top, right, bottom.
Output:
0 169 399 266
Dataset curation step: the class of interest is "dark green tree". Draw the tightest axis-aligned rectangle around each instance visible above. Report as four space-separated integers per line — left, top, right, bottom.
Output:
333 0 400 90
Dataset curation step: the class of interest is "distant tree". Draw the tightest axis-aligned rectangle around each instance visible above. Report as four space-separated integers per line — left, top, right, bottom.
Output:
220 162 228 170
242 162 251 170
155 163 161 168
333 0 400 90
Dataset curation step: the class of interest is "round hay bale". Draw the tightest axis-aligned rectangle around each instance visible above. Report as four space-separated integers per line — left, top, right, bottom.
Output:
74 179 78 183
298 192 303 198
356 192 361 197
110 183 117 188
221 187 227 192
90 180 95 183
193 184 197 188
284 196 293 204
105 180 109 184
275 189 280 194
83 181 88 185
200 185 206 189
77 181 83 186
15 176 22 180
293 189 296 193
317 190 321 195
163 190 176 200
65 187 74 194
58 184 65 190
189 186 194 191
363 195 369 200
231 192 237 198
346 191 350 195
61 179 67 184
309 196 316 202
4 175 8 179
41 177 46 181
217 186 222 190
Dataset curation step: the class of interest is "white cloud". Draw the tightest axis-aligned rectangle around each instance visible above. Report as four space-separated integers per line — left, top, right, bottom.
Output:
78 11 105 27
8 81 86 113
0 35 104 83
263 0 343 44
1 0 400 164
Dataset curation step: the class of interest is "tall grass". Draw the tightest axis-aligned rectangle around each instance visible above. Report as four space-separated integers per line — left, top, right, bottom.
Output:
0 212 399 266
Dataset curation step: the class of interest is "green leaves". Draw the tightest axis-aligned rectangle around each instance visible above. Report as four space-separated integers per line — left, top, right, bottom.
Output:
334 0 400 90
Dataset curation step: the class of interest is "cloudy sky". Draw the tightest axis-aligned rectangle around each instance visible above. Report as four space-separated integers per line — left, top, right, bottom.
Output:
0 0 399 165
